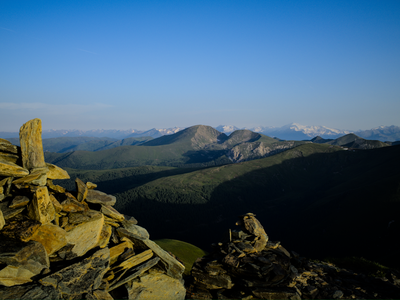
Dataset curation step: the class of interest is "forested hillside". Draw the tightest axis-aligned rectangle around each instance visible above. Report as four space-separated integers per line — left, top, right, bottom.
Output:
55 144 400 269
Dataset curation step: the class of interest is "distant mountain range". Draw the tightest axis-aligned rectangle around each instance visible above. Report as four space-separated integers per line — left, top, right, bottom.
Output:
1 123 399 142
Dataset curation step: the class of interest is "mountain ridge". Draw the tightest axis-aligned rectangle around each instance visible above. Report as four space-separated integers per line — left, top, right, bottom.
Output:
1 123 399 141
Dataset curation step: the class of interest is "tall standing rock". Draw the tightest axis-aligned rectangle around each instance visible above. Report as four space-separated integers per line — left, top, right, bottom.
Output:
19 119 46 171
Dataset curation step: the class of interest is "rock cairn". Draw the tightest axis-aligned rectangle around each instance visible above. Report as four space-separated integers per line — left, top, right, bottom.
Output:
186 213 400 300
0 119 186 300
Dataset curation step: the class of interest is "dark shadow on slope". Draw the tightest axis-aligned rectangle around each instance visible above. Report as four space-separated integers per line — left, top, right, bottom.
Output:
118 145 400 268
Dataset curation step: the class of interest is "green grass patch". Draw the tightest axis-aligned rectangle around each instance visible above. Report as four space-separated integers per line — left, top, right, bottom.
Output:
154 239 208 275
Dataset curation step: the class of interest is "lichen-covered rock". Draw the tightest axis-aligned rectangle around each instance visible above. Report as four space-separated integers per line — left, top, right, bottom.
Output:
0 160 29 177
19 118 46 171
65 211 104 258
27 186 55 224
40 248 110 297
29 224 68 255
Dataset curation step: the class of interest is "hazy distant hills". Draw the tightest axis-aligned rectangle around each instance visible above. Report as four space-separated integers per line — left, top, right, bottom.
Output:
56 143 400 268
1 123 399 141
8 136 153 153
43 125 310 169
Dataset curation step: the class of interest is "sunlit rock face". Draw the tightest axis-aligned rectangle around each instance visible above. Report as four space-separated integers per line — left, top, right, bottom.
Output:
0 118 186 300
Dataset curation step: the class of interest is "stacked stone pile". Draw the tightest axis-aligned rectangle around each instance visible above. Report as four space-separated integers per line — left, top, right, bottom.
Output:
0 119 186 300
186 213 400 300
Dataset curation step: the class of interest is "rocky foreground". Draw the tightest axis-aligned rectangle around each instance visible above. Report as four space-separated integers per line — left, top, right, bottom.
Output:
186 213 400 299
0 119 185 299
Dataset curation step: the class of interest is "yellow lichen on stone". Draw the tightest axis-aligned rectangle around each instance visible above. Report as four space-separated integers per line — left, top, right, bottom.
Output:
19 118 46 171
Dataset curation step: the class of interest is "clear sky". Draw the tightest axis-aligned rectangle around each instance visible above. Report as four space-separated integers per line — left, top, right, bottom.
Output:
1 0 399 131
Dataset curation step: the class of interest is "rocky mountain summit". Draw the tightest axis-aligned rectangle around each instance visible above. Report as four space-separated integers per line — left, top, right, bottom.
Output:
186 214 400 300
0 119 185 299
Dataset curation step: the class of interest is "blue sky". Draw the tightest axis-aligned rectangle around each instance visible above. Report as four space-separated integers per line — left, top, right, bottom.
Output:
1 0 399 131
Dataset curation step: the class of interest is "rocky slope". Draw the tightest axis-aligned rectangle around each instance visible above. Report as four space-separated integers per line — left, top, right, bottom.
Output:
0 119 185 299
186 214 400 299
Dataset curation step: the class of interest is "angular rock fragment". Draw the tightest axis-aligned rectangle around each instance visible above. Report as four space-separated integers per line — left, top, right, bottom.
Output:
49 194 62 213
0 153 19 164
19 118 46 171
126 269 186 300
0 200 25 220
27 186 55 224
101 204 124 221
47 179 66 193
97 224 112 249
60 196 86 212
12 169 48 186
86 189 116 206
45 163 70 180
9 196 30 209
117 228 185 279
86 181 97 189
0 160 29 177
40 248 110 297
75 177 88 202
0 138 18 154
0 216 41 241
29 224 68 255
0 239 49 287
65 211 104 258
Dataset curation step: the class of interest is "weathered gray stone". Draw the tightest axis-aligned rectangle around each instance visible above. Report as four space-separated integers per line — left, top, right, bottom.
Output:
86 189 116 206
40 248 110 297
121 223 150 240
126 269 186 300
19 118 46 171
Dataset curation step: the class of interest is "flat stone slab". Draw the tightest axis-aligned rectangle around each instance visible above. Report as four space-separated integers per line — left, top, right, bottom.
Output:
86 190 116 206
29 224 68 255
45 163 70 180
0 160 29 177
66 212 104 258
40 248 110 297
